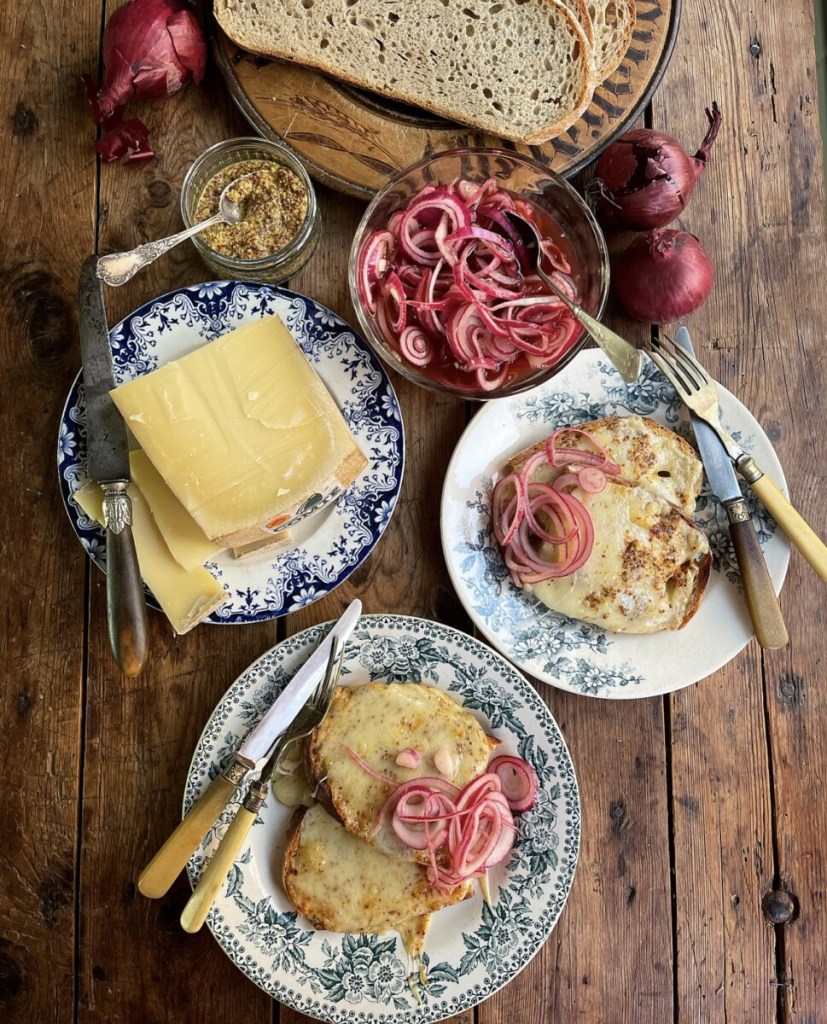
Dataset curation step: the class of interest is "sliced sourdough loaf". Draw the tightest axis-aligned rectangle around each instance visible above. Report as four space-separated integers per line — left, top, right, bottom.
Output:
586 0 636 80
214 0 595 144
559 0 595 43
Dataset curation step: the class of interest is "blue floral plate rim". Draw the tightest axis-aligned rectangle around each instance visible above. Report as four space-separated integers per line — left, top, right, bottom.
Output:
184 614 580 1023
441 348 792 700
56 280 405 624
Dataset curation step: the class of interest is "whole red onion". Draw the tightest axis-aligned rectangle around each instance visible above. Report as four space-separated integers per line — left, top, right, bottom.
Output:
83 0 206 162
613 229 714 323
593 103 722 230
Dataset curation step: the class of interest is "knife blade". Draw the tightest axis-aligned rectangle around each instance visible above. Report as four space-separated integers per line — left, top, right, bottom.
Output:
675 326 787 649
78 255 149 675
137 598 362 900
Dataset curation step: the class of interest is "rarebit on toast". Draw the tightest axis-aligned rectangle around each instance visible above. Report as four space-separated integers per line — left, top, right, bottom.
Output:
304 682 499 862
282 804 473 959
500 415 711 633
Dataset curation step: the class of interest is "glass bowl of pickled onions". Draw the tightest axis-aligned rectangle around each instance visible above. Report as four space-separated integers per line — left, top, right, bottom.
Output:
348 148 609 400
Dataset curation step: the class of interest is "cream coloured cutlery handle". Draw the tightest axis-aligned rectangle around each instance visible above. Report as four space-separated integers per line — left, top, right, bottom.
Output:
740 460 827 582
137 773 237 899
180 804 257 933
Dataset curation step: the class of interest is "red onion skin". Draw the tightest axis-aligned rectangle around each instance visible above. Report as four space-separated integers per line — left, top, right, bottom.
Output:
613 229 714 323
97 0 206 118
594 103 722 230
83 0 206 161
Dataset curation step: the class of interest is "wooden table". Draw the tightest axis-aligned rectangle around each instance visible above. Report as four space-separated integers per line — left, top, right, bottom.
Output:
3 3 826 1022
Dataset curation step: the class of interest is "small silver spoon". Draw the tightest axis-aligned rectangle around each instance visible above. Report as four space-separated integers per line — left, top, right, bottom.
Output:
96 178 246 287
503 210 643 383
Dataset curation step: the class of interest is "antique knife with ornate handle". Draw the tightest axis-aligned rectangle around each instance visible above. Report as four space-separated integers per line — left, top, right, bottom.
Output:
137 598 362 900
78 255 149 676
675 327 788 649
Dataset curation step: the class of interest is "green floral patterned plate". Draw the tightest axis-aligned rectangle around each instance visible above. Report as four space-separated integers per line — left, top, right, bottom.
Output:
441 349 791 699
184 614 580 1022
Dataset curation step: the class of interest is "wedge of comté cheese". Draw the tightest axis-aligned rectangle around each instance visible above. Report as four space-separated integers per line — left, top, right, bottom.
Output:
73 480 227 635
109 315 368 548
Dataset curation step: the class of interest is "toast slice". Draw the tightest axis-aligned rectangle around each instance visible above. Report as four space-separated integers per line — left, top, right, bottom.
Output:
282 804 473 957
586 0 636 80
214 0 595 144
510 415 704 517
504 415 711 633
304 682 499 862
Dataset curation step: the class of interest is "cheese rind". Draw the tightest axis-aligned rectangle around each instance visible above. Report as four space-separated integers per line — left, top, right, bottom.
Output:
73 481 227 635
109 315 368 546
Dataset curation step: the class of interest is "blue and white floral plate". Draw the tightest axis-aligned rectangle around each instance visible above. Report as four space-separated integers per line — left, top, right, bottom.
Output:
184 615 580 1023
441 349 792 699
57 281 404 623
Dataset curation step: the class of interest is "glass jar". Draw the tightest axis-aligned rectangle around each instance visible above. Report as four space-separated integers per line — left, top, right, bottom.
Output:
180 137 321 283
349 147 609 400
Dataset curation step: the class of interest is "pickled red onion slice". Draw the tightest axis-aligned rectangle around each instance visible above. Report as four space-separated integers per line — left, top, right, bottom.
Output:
355 177 584 390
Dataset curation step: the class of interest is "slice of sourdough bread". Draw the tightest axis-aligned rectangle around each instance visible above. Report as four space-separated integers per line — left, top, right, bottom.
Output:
559 0 595 43
214 0 595 144
586 0 636 80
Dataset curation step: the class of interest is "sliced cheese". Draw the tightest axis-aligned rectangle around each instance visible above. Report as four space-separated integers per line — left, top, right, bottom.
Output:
74 481 227 635
109 315 368 547
129 449 226 572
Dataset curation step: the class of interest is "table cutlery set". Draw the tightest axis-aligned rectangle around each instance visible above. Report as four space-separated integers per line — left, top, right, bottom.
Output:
137 599 360 929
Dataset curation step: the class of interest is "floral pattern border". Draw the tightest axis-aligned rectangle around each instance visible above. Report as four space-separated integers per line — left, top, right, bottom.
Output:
184 615 580 1023
442 350 790 698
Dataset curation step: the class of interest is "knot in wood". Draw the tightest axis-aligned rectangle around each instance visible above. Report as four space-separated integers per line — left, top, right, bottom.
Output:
761 889 795 924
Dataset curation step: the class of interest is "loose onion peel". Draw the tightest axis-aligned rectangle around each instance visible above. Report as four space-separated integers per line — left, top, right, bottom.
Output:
82 0 207 163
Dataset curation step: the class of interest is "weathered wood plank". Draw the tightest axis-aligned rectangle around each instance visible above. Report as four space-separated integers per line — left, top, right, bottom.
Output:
654 1 827 1021
74 66 275 1023
0 2 101 1020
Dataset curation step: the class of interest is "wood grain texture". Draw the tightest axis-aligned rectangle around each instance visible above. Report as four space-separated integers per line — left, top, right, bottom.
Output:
73 55 274 1024
0 2 98 1021
3 0 827 1021
478 688 673 1024
653 1 827 1021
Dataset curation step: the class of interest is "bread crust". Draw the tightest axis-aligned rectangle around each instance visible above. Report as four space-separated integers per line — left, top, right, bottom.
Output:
590 0 636 80
214 0 596 145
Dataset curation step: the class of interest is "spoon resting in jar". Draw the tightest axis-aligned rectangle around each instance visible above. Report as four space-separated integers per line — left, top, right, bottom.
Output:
96 178 246 287
503 210 643 384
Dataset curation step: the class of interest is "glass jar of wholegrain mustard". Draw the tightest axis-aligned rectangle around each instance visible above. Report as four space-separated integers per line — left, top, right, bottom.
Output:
180 137 321 283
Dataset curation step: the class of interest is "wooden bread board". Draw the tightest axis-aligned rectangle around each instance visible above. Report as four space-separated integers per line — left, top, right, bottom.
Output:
211 0 680 199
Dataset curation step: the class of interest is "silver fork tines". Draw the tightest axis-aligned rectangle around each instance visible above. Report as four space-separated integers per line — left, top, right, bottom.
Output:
647 337 744 464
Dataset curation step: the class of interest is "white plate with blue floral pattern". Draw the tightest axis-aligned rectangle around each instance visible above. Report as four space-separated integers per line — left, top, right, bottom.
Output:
184 615 580 1023
441 349 792 699
57 281 404 623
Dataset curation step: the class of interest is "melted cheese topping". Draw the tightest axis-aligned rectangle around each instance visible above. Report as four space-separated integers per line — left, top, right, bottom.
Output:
308 683 497 861
283 805 471 956
509 415 710 633
527 478 709 632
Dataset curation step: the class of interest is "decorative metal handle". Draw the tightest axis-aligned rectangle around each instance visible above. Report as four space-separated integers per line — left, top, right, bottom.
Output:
96 212 225 286
102 482 148 676
540 272 643 383
724 497 789 649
